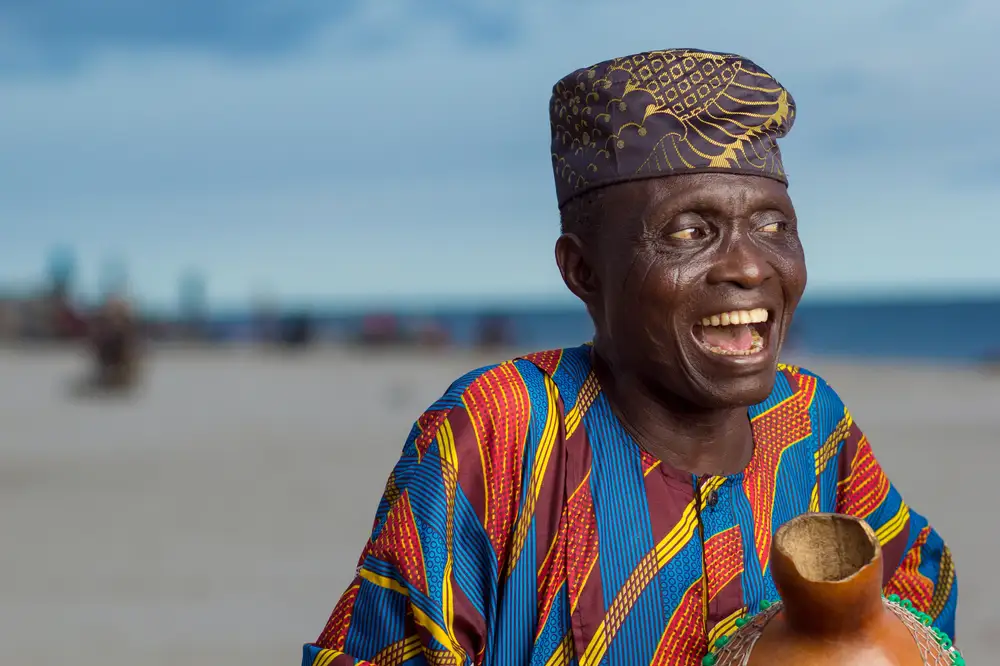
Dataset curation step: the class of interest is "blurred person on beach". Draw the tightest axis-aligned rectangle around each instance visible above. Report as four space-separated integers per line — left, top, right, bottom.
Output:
86 294 140 390
303 49 957 665
476 313 513 349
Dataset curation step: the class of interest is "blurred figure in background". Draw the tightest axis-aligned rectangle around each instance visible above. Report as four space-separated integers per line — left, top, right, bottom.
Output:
415 317 451 349
359 312 403 346
476 312 513 349
279 311 315 349
87 294 141 391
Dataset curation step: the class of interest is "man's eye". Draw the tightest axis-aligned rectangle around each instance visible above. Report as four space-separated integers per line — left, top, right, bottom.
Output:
668 228 705 240
758 221 785 233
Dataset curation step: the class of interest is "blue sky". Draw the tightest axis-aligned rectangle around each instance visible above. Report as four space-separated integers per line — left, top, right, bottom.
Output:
2 0 998 312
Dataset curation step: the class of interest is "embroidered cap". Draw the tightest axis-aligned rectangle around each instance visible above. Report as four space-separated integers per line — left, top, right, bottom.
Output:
550 48 796 207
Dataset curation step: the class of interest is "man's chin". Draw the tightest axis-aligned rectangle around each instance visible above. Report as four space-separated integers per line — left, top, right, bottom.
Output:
684 361 780 409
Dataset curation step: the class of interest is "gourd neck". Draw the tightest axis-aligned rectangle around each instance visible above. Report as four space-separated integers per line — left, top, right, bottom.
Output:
770 513 885 636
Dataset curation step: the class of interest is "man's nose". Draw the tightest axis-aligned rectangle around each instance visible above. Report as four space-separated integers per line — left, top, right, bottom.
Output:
705 237 774 289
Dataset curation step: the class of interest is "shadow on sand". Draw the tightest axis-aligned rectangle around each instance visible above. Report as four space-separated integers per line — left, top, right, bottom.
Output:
66 368 142 401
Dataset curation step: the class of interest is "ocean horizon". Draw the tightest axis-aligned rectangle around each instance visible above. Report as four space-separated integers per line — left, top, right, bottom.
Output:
184 295 1000 363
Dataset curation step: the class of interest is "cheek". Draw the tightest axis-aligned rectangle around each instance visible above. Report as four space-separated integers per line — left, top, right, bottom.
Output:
630 260 695 340
635 257 694 305
782 252 807 287
601 256 655 336
779 255 808 299
609 250 655 303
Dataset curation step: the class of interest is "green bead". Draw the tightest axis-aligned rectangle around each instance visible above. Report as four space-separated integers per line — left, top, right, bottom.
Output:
901 598 914 610
952 653 965 666
940 637 953 650
759 600 772 610
735 617 749 628
714 635 730 648
919 613 932 626
702 654 717 666
888 594 901 603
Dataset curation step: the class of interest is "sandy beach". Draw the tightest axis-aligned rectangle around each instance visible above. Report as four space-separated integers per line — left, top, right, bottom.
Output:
0 345 994 665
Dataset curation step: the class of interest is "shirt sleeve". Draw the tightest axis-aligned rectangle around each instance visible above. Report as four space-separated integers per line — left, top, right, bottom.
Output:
831 399 959 641
302 365 533 666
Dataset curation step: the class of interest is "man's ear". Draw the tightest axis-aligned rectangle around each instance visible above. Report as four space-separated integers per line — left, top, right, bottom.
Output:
555 233 601 306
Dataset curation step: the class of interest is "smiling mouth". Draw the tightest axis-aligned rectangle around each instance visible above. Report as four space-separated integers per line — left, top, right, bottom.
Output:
693 308 773 357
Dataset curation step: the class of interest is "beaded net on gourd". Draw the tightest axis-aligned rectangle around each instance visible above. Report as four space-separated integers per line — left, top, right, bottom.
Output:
706 596 966 666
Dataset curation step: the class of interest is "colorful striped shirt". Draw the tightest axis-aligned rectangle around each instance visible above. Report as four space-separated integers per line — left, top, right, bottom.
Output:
303 344 958 666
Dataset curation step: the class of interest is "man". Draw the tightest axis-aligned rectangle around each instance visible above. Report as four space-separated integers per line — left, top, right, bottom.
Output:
88 294 140 390
303 49 957 666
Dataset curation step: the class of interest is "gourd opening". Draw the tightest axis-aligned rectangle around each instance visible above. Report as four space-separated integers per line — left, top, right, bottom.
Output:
774 514 877 582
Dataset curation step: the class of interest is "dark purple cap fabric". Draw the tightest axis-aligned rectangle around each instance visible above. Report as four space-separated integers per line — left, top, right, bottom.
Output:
550 49 796 207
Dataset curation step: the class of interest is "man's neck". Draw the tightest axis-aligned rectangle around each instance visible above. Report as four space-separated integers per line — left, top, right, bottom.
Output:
592 351 754 477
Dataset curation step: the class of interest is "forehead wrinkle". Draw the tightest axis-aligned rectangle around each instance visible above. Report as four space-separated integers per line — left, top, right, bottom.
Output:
650 182 793 225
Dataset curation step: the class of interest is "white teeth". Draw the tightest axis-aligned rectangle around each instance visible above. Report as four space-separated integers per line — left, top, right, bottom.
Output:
700 308 769 327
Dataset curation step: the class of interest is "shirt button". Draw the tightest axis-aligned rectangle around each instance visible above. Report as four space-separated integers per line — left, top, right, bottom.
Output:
707 490 719 507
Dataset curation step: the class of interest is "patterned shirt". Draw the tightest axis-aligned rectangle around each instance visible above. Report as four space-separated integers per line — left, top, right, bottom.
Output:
303 344 958 666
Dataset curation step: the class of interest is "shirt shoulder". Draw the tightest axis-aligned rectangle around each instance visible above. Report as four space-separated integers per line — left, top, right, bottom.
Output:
776 363 852 444
779 364 845 408
424 355 546 413
518 344 594 413
419 346 588 431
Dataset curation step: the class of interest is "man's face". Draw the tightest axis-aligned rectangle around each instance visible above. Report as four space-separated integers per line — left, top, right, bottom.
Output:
558 172 807 408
